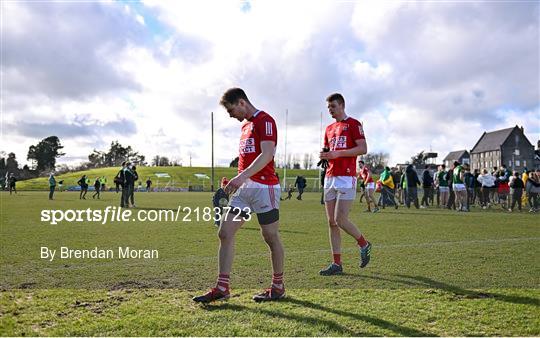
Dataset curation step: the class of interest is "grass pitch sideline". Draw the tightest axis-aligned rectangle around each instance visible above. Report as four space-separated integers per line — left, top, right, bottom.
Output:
0 191 539 335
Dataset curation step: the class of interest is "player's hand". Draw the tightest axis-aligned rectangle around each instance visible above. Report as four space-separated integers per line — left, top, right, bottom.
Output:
224 174 247 194
319 150 339 160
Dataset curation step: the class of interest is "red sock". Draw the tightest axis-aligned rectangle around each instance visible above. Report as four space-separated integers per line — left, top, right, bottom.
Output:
272 272 284 290
357 235 368 248
216 273 230 293
333 253 341 265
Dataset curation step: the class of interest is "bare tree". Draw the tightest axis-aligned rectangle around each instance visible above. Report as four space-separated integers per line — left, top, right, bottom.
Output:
359 152 389 173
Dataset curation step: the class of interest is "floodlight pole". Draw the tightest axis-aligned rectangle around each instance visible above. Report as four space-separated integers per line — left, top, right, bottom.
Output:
211 111 215 192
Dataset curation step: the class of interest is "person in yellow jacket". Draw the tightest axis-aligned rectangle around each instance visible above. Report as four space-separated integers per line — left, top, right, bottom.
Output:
522 169 529 205
379 167 398 209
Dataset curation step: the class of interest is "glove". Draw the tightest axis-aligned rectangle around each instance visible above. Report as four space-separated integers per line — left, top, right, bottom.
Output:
317 147 329 169
212 188 229 227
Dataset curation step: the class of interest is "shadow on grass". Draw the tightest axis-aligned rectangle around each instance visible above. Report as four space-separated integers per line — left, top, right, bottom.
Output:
203 298 432 336
347 272 539 307
204 302 358 335
242 227 308 235
393 274 540 307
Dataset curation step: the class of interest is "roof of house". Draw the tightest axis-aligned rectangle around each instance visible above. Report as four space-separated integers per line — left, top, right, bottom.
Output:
470 127 516 153
443 150 469 161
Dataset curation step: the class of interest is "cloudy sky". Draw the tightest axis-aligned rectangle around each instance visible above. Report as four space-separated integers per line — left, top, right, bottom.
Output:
1 0 539 168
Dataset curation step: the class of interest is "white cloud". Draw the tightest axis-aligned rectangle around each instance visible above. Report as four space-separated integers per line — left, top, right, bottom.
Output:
1 1 538 170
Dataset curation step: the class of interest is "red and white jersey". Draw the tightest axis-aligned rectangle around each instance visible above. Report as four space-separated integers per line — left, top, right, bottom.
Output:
238 110 279 185
358 166 374 183
324 116 365 177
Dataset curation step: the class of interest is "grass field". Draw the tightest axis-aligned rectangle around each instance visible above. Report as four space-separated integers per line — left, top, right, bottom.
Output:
1 191 539 336
15 166 320 191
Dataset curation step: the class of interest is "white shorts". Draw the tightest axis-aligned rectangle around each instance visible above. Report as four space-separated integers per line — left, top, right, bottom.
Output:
228 178 281 214
439 186 449 193
324 176 357 202
365 182 375 190
453 183 466 192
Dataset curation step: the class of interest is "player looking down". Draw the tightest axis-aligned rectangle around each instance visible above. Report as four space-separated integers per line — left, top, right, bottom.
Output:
319 93 372 276
193 88 285 303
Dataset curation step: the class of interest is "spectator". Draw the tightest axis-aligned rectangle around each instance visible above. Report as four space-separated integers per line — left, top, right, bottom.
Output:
497 166 511 209
435 165 449 208
463 164 475 211
401 164 420 209
477 169 496 209
473 169 482 207
379 166 398 209
146 178 152 192
508 171 524 212
8 173 17 195
420 165 433 208
526 171 540 212
48 172 56 200
100 176 107 193
446 167 456 210
92 177 101 199
294 176 307 200
78 175 89 199
129 165 139 207
114 162 126 193
391 168 402 205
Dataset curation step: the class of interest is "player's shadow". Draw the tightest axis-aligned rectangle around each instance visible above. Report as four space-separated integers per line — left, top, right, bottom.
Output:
202 303 357 335
393 274 540 307
350 273 539 307
202 300 431 336
282 297 433 336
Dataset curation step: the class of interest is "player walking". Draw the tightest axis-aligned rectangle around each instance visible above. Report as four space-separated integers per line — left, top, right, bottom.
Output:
358 160 378 213
193 88 285 303
319 93 372 276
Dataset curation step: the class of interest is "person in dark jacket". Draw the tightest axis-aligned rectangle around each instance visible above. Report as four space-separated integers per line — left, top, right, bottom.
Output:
121 162 134 208
391 168 402 205
78 175 89 199
115 162 125 193
463 164 475 211
509 171 524 212
420 165 433 208
294 176 307 200
92 177 101 199
473 169 481 207
146 178 152 192
8 173 17 195
401 164 421 209
446 168 456 210
129 164 139 207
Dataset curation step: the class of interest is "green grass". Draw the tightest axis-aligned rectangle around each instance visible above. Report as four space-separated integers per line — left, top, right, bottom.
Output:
15 166 321 191
1 191 539 335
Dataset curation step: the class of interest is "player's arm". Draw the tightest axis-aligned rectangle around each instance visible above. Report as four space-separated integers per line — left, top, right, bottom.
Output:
225 141 275 194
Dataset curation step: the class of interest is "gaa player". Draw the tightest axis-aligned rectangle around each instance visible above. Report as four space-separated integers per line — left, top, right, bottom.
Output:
193 88 285 303
358 160 378 213
319 93 372 276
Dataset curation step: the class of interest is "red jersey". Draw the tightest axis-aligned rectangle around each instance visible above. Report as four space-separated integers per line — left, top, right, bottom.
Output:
238 111 279 185
359 166 373 183
324 116 365 177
